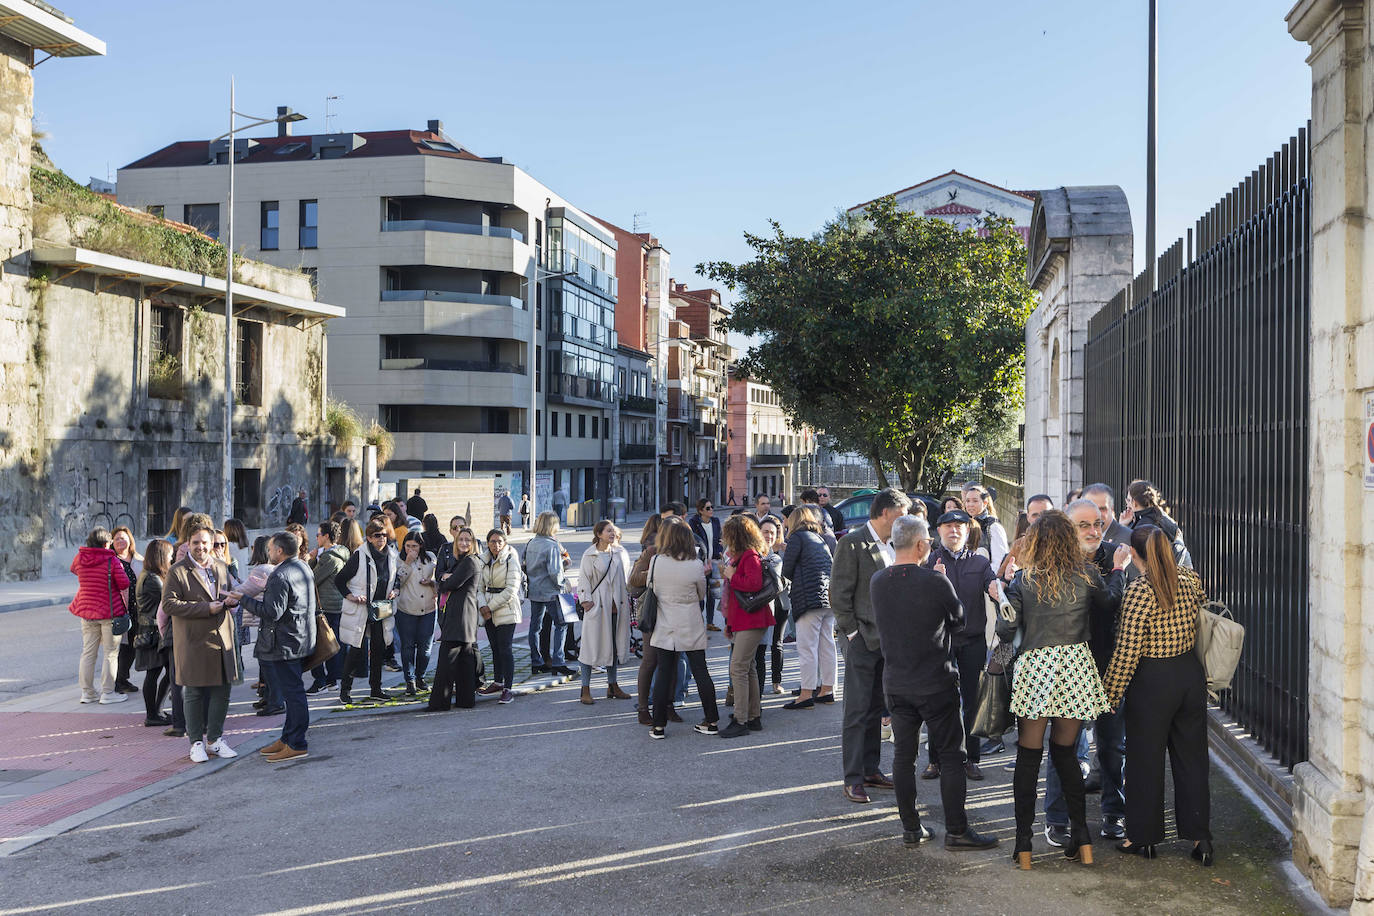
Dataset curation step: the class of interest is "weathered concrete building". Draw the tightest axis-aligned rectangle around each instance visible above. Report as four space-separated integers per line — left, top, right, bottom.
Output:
849 169 1036 242
0 7 354 581
1023 186 1133 504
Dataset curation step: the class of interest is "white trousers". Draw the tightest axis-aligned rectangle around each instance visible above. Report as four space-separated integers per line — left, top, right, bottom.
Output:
794 609 837 691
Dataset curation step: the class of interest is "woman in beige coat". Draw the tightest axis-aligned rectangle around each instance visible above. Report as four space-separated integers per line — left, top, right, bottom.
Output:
577 520 633 705
647 519 720 738
477 530 523 704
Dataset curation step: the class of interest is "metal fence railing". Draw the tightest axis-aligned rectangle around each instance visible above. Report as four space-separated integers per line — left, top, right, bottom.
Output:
1083 125 1311 770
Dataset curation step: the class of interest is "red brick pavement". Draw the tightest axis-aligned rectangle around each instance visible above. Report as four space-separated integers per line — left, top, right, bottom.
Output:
0 709 279 841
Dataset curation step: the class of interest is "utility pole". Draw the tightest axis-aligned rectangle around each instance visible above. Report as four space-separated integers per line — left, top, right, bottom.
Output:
1146 0 1158 289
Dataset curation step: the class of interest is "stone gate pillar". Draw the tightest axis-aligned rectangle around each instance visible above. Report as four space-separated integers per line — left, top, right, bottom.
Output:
1287 0 1374 909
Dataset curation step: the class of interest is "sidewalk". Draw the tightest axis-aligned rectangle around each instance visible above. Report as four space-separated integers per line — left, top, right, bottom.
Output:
0 577 75 614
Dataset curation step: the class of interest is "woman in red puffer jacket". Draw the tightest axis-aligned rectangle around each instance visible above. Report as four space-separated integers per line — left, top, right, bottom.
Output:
718 514 775 739
69 527 131 705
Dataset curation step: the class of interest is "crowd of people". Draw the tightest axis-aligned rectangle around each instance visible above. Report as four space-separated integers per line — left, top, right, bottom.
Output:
66 478 1214 867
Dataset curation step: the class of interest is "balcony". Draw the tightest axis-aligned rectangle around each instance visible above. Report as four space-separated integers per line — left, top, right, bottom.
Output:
619 442 655 461
382 289 523 309
381 357 524 374
382 219 524 242
546 250 617 299
752 451 790 467
619 394 656 415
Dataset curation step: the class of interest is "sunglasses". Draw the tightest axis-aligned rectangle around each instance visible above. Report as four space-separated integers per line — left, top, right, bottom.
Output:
213 541 227 548
702 505 713 510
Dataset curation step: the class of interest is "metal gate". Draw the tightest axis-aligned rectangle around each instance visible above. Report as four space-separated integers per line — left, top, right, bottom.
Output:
1082 126 1310 769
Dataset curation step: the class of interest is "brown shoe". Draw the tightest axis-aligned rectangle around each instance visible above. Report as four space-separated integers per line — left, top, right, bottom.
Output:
259 739 286 756
667 707 683 723
638 707 653 726
580 686 595 705
265 746 308 762
607 685 631 700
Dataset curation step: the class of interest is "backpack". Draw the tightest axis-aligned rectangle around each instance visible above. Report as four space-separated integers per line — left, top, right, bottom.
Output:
1194 599 1244 701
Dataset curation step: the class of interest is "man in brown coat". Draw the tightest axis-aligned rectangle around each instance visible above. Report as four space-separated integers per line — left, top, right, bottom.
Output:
162 513 240 764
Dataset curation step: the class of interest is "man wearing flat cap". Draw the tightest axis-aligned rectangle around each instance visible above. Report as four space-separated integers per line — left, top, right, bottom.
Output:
922 509 1001 782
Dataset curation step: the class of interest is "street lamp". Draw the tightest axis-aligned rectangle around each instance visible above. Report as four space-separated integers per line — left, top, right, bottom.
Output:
212 77 305 522
525 249 574 526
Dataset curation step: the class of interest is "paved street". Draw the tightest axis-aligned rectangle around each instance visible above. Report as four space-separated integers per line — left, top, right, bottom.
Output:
0 523 1316 915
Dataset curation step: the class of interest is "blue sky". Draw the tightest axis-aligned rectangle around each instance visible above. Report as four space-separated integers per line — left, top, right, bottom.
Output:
36 1 1310 294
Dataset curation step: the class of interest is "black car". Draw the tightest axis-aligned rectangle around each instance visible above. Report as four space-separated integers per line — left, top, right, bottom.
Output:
831 491 943 538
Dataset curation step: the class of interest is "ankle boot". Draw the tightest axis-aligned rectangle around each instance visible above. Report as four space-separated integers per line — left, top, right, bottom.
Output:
607 684 631 700
580 686 594 705
1049 741 1093 864
1011 744 1043 870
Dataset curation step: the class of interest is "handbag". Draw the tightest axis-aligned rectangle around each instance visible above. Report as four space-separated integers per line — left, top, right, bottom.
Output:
732 561 781 613
1194 599 1244 701
970 666 1013 739
556 593 582 626
636 558 659 633
302 612 340 670
369 599 395 621
108 560 131 636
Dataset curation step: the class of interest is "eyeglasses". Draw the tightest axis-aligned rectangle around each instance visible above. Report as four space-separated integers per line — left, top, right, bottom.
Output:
1075 521 1107 531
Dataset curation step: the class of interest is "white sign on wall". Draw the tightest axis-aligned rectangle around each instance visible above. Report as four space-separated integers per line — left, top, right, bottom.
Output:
1364 393 1374 491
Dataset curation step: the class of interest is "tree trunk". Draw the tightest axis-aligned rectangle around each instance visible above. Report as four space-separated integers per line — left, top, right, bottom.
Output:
899 435 933 492
871 452 890 489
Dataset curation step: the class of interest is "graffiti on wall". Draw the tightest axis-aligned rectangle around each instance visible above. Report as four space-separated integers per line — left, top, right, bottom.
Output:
60 465 138 547
265 484 305 526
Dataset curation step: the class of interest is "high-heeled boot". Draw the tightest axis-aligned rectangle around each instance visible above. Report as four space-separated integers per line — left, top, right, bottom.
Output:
1049 741 1093 864
1011 744 1043 870
338 676 353 706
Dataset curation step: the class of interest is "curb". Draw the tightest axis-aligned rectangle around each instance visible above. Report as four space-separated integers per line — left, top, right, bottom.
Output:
0 594 75 615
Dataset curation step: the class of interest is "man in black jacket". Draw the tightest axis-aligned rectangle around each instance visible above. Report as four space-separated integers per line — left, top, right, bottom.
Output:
233 531 316 762
872 515 998 850
689 498 723 630
922 510 1000 781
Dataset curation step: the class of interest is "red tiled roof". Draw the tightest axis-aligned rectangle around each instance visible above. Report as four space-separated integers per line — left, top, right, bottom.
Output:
923 202 982 216
121 130 489 170
850 169 1038 212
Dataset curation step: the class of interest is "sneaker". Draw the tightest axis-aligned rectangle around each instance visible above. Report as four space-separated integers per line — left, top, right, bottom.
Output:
189 741 209 763
114 680 139 694
207 739 238 759
415 677 427 691
163 727 186 738
979 737 1006 756
498 689 514 704
553 665 578 677
718 719 750 739
706 624 721 632
79 693 99 704
1045 824 1070 848
266 746 309 762
98 692 129 704
770 682 783 695
746 717 763 732
881 721 893 742
260 740 286 756
478 684 503 696
693 721 718 735
1101 816 1126 840
384 662 401 672
305 681 329 695
649 727 666 740
903 825 933 846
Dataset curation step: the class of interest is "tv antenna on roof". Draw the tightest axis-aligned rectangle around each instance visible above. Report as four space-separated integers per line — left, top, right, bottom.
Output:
324 95 341 133
633 211 649 232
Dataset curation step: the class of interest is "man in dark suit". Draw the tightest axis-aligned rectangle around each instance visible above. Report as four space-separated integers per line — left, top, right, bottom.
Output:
233 531 317 762
1082 483 1132 546
830 487 911 804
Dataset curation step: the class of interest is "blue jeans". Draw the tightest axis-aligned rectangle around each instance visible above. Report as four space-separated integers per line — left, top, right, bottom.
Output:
395 611 436 683
581 662 618 688
527 599 566 667
260 658 309 750
1044 722 1093 827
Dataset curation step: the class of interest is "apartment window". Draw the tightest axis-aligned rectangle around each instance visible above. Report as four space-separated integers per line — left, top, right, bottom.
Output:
260 200 279 250
618 368 626 393
146 204 164 218
481 408 511 434
536 345 542 392
579 414 587 438
536 411 541 436
183 203 220 240
551 411 559 437
591 416 598 439
234 320 263 406
299 199 318 248
233 468 262 528
148 304 182 400
146 469 181 537
603 415 610 440
565 413 572 438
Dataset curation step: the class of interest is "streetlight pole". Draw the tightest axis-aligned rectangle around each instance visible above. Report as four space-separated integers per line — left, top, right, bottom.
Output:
527 244 575 526
213 82 305 522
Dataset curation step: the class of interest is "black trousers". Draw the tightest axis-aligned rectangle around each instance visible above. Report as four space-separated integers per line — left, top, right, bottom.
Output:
889 686 968 833
651 648 719 728
344 620 387 692
1123 652 1212 845
141 662 170 719
427 640 477 710
754 621 785 687
116 640 135 685
928 639 984 765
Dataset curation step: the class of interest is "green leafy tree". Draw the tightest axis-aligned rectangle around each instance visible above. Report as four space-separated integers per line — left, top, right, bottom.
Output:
700 196 1034 493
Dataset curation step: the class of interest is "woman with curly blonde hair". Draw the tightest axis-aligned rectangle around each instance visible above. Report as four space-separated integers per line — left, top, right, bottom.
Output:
997 510 1113 870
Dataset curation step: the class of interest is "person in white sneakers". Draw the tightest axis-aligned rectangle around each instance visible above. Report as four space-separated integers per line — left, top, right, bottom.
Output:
161 513 240 763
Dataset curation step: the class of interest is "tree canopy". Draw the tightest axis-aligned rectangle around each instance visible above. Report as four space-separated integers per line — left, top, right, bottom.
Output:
700 196 1035 492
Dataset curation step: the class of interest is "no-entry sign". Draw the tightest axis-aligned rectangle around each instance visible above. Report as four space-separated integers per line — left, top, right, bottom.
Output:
1366 393 1374 491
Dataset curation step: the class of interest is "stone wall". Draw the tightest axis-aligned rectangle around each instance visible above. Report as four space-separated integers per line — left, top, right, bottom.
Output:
0 35 42 579
394 477 495 535
1287 0 1374 909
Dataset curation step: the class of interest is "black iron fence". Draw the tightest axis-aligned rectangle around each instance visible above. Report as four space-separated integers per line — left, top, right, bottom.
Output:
982 447 1025 513
1083 126 1310 770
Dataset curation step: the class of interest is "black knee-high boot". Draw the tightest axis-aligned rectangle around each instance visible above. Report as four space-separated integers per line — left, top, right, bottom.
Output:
1012 744 1043 867
1049 741 1092 863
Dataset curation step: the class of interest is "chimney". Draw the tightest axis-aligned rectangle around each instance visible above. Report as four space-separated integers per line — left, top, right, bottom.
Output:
277 106 293 137
427 119 444 136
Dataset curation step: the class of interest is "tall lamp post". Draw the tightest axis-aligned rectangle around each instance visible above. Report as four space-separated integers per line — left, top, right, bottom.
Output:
211 78 305 522
525 245 574 526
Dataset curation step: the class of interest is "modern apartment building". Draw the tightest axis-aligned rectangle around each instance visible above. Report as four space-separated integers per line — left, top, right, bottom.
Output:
726 369 816 504
670 283 731 506
117 119 619 507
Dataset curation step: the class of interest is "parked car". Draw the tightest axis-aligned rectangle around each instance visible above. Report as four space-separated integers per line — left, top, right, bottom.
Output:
831 491 943 538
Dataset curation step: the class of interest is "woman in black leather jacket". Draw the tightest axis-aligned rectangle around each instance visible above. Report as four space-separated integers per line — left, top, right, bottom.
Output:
997 510 1113 870
1124 480 1193 568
